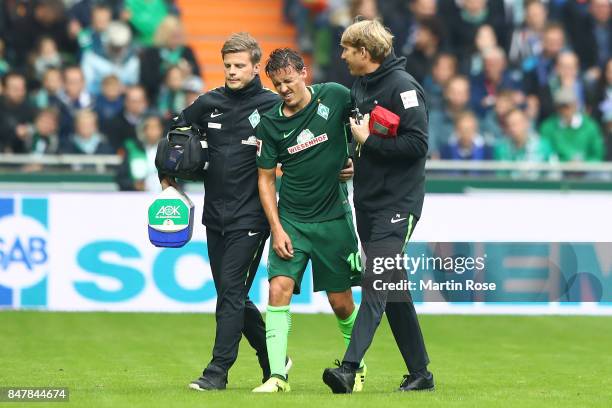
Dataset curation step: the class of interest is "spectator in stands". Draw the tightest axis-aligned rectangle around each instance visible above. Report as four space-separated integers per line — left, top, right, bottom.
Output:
429 75 471 157
545 0 569 21
403 0 440 54
75 2 112 55
540 87 605 162
524 22 566 94
535 51 586 123
10 0 78 69
322 0 381 87
68 0 124 29
32 67 63 110
440 110 493 160
469 47 523 118
481 89 517 142
183 76 203 107
81 21 140 95
0 72 37 153
140 15 200 102
283 0 316 53
95 74 125 122
403 17 444 84
62 109 113 155
385 0 437 57
495 108 550 163
463 24 498 77
102 85 149 152
0 38 10 76
586 57 612 126
421 52 457 112
446 0 509 63
31 36 71 83
116 115 164 192
509 0 548 71
157 65 187 120
57 65 93 140
604 110 612 161
68 0 96 29
122 0 170 47
566 0 610 75
501 0 526 29
29 107 60 155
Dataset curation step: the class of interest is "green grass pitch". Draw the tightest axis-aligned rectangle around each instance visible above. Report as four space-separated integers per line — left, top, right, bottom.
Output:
1 311 611 407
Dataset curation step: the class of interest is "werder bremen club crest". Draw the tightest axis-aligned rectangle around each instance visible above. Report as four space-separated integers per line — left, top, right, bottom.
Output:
296 129 315 144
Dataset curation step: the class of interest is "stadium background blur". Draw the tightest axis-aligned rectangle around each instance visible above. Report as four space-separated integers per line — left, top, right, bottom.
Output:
0 0 610 191
1 2 612 406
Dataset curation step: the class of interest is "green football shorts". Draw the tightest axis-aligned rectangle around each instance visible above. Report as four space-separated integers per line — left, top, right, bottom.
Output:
267 212 361 294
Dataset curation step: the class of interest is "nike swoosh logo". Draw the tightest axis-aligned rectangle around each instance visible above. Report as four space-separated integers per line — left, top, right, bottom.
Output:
390 217 407 224
210 112 223 118
283 129 296 138
248 231 260 236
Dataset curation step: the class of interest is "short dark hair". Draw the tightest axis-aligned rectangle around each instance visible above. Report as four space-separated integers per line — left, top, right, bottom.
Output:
221 32 262 64
265 48 305 77
419 17 444 43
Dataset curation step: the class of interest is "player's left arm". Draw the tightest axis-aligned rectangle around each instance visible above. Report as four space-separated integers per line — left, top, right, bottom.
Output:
352 84 428 159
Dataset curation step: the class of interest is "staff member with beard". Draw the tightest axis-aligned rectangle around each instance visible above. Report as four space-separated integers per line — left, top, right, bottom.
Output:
322 19 434 393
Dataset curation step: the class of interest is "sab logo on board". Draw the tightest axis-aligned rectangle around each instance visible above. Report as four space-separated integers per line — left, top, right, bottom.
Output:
0 197 49 307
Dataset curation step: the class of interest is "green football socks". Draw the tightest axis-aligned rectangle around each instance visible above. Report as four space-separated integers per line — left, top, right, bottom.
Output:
266 305 291 378
336 306 365 368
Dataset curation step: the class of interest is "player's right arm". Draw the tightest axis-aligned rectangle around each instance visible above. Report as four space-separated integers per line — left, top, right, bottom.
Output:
258 167 293 260
256 117 293 259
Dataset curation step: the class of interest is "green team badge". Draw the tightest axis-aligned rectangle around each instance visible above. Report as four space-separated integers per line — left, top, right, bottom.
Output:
296 129 315 144
148 199 189 228
248 109 260 128
317 103 330 120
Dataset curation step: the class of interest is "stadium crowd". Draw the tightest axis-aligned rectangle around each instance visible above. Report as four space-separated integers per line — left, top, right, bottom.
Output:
287 0 612 162
0 0 201 190
0 0 611 191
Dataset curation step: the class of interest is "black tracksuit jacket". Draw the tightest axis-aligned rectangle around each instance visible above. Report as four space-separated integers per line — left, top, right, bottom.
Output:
173 75 279 233
351 52 429 219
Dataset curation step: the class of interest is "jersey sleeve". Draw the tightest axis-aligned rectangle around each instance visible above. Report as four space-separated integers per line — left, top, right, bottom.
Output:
256 119 278 169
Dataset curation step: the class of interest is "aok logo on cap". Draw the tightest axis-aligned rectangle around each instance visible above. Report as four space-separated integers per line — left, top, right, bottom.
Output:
149 199 188 225
156 206 181 217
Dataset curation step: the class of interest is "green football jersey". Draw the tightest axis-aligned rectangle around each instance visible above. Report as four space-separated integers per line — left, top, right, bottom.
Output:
256 82 352 222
